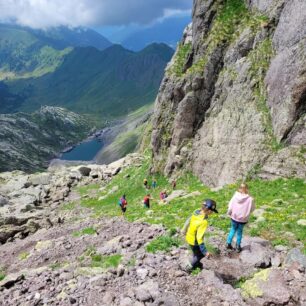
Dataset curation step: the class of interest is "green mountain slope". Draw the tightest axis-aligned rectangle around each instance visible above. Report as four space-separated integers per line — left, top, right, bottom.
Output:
0 24 111 80
3 43 174 117
30 26 112 50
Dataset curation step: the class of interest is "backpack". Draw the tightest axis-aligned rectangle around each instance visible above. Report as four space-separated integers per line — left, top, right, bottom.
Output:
118 198 127 207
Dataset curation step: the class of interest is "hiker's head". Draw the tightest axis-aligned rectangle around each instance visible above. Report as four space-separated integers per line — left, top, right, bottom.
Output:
123 194 126 198
238 183 249 194
202 199 218 215
147 193 150 197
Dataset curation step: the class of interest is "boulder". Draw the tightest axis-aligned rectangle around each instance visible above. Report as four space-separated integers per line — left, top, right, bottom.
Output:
29 173 51 186
135 281 160 302
240 237 273 268
285 248 306 268
241 268 291 305
164 190 187 202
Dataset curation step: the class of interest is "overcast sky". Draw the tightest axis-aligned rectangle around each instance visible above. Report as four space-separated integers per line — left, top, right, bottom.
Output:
0 0 192 29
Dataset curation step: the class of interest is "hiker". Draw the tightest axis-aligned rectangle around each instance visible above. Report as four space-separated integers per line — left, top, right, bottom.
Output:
118 194 128 215
171 180 176 190
226 183 255 252
159 190 168 202
143 178 148 189
182 199 218 270
143 194 151 209
152 179 157 189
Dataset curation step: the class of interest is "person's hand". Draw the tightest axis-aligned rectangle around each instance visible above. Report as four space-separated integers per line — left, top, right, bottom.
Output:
205 252 211 259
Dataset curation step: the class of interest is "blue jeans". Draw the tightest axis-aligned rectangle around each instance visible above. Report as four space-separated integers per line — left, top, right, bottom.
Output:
227 219 246 247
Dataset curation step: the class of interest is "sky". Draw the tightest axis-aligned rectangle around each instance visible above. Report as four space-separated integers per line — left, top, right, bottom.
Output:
0 0 192 29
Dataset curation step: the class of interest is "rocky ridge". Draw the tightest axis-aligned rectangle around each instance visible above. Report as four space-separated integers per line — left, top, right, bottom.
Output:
151 0 306 187
0 106 92 173
0 153 143 244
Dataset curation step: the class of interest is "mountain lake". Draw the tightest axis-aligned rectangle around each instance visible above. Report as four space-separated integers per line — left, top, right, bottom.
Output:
60 139 104 161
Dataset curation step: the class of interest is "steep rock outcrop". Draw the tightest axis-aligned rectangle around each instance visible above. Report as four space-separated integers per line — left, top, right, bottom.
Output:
152 0 306 187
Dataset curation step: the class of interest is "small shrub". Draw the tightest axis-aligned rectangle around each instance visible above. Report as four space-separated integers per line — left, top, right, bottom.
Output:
73 227 96 237
91 254 122 269
146 235 182 253
234 276 248 288
191 267 202 276
49 262 62 270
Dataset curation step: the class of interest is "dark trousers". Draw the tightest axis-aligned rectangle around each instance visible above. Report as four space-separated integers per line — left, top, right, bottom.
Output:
190 245 204 269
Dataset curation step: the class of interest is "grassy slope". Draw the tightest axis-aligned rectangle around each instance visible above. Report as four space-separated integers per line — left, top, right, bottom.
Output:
4 44 173 117
77 152 306 252
0 25 72 80
95 104 153 163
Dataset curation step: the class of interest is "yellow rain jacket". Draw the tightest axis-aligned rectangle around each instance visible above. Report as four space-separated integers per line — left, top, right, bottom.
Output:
185 210 208 246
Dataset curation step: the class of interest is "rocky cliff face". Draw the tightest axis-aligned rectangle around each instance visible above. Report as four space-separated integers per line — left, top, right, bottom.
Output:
0 107 91 172
152 0 306 187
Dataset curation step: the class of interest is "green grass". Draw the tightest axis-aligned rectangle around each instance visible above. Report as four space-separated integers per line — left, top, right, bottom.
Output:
171 0 269 77
91 254 122 269
247 38 282 151
72 227 96 237
191 267 202 276
0 266 6 281
61 202 76 211
234 276 249 288
168 42 192 77
146 235 182 253
77 153 306 251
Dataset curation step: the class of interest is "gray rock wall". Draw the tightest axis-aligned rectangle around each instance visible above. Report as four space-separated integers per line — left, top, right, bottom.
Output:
151 0 306 187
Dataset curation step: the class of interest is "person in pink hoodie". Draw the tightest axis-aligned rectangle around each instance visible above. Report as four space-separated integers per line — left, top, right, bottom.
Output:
226 183 255 252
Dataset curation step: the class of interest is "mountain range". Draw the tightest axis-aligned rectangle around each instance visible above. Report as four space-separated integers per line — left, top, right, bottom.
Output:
121 15 191 51
0 24 173 118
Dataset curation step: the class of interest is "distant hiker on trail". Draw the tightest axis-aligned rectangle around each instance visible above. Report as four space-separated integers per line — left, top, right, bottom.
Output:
118 194 128 215
171 180 176 190
143 194 151 209
226 183 255 252
182 199 218 271
152 179 157 189
159 190 168 202
143 178 148 189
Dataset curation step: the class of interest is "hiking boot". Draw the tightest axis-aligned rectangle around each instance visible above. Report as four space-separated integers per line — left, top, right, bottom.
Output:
236 245 242 253
226 243 233 250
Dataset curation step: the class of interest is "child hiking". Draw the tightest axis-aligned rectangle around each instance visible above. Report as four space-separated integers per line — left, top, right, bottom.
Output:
182 199 218 271
226 183 255 252
143 178 148 189
143 194 151 209
118 194 128 215
152 179 157 189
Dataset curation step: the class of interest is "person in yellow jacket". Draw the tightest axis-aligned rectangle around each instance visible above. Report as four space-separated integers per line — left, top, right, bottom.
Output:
182 199 218 270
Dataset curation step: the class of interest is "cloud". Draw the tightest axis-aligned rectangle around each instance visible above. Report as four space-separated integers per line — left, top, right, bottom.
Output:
0 0 192 29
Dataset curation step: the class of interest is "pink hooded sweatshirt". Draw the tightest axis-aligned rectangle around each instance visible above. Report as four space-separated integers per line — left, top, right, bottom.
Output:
227 192 255 223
